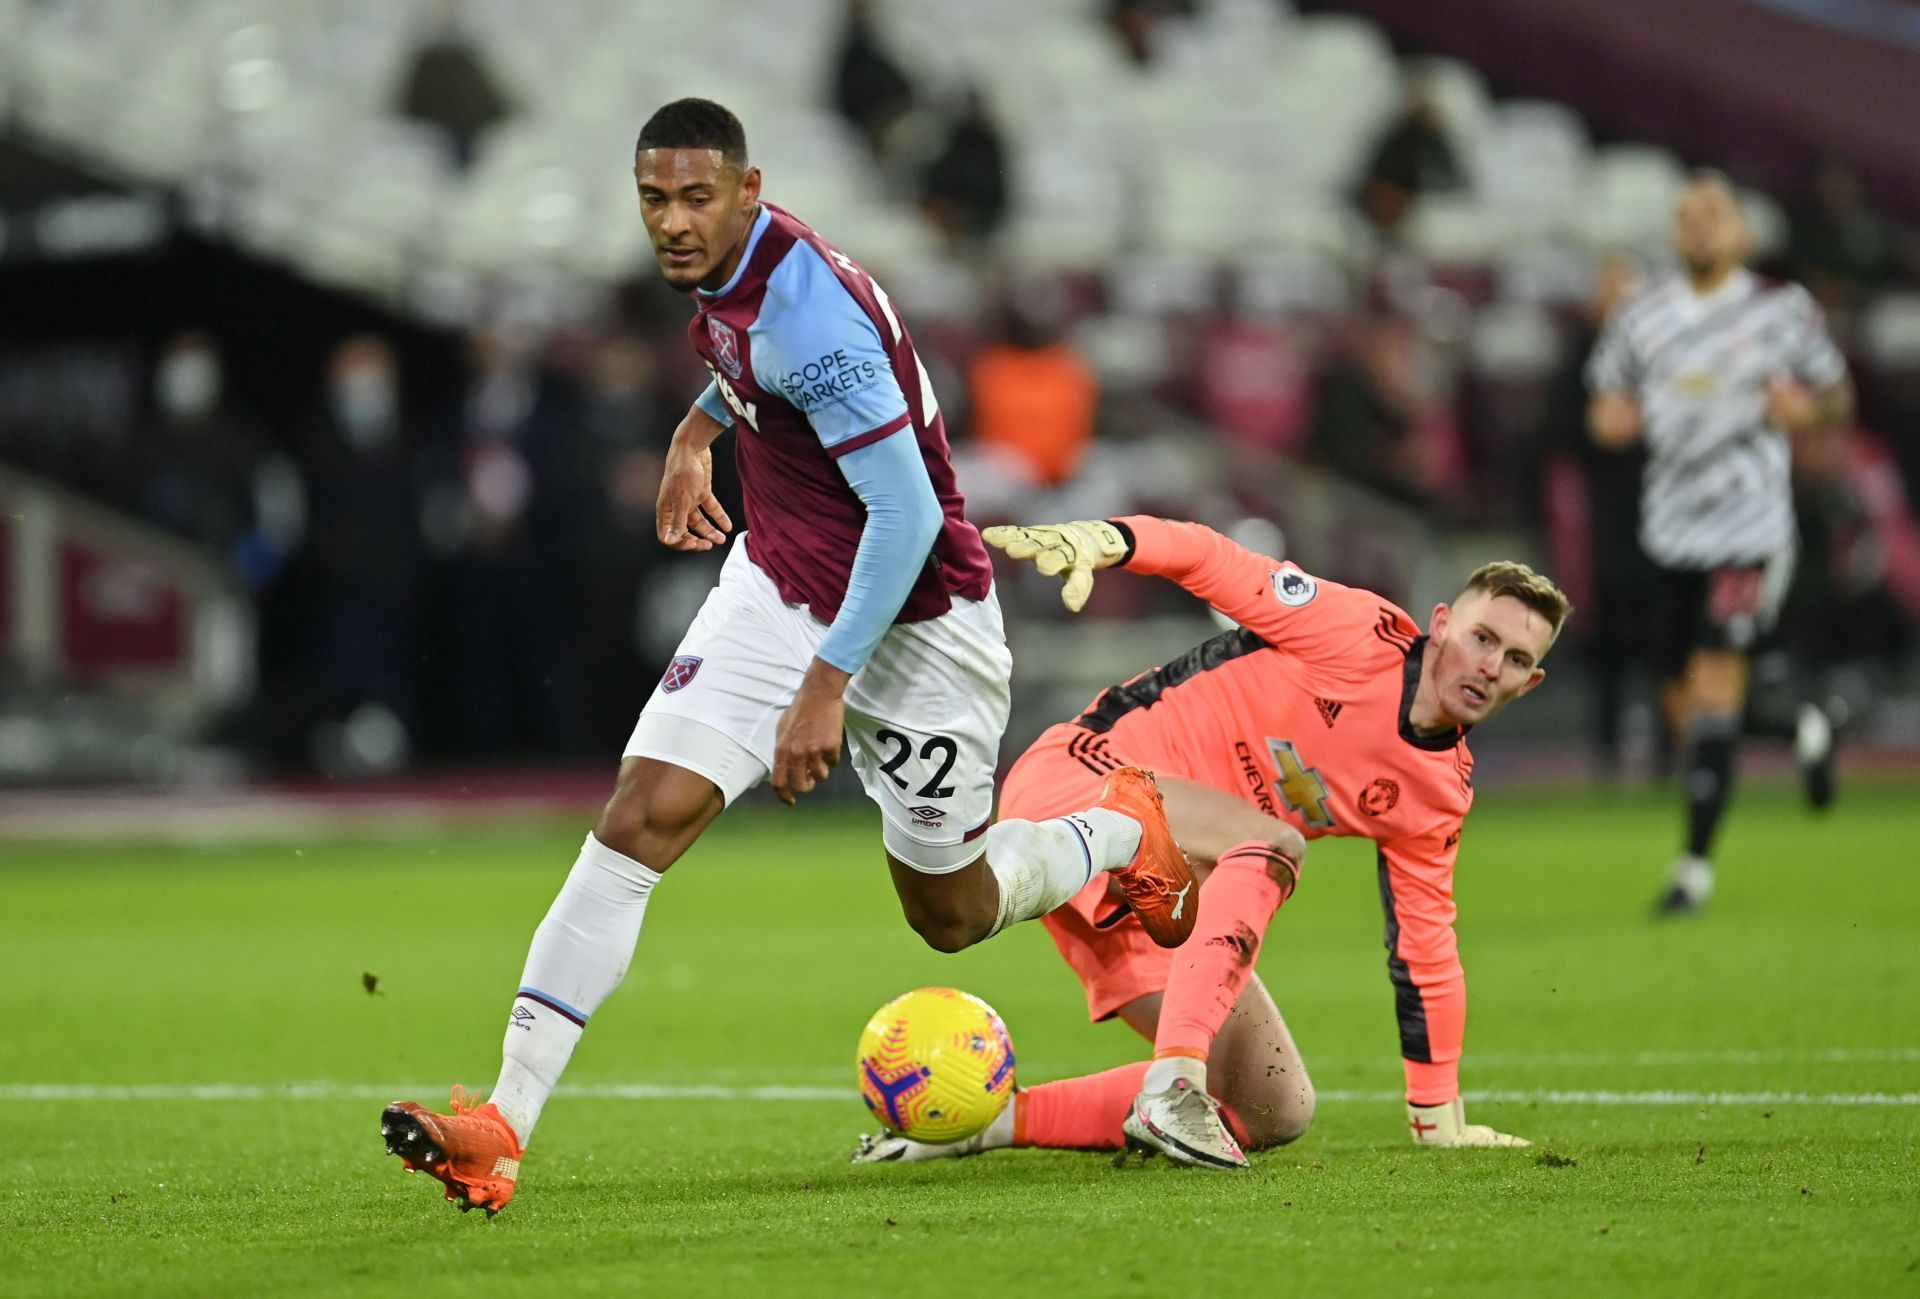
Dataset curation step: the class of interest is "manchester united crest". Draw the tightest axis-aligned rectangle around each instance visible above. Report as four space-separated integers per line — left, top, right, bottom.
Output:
1358 777 1400 817
706 317 744 380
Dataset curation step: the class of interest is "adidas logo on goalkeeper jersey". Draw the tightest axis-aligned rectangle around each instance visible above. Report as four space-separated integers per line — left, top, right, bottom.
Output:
1315 698 1343 728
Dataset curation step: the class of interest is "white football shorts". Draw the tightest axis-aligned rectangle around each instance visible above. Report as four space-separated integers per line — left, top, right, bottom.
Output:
626 537 1011 874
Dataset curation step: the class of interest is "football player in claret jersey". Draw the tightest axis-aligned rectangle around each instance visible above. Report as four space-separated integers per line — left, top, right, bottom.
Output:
852 518 1570 1168
378 100 1193 1214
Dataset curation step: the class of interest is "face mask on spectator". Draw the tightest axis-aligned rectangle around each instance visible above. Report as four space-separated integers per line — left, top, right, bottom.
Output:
332 372 398 448
157 350 221 419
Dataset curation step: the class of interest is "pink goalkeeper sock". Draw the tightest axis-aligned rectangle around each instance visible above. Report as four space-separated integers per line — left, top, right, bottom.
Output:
1154 842 1293 1059
1015 1063 1149 1150
1013 1062 1257 1150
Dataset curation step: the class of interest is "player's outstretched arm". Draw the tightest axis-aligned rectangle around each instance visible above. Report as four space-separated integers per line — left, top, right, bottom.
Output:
1382 832 1529 1149
657 403 734 551
988 515 1363 660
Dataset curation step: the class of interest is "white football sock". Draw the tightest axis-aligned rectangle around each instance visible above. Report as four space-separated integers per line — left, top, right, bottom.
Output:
978 1096 1017 1150
982 809 1143 937
1142 1054 1207 1095
491 833 661 1144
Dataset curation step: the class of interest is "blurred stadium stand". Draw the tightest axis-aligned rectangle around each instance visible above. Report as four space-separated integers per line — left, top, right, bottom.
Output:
2 0 1917 787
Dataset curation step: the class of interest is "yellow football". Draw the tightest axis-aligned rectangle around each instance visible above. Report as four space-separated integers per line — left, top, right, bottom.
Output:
855 987 1016 1143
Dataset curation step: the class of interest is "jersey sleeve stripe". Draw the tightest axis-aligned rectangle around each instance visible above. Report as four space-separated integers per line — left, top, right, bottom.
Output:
824 411 912 459
1375 853 1434 1064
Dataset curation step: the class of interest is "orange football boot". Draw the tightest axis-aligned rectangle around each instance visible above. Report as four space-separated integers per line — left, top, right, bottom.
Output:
1097 766 1198 947
381 1086 523 1216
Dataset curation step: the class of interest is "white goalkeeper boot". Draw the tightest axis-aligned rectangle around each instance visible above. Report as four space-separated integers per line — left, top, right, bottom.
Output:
1122 1077 1249 1169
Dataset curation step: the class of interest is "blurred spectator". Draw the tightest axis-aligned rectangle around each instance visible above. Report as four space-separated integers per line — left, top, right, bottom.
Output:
1308 312 1450 506
966 295 1098 493
130 332 300 592
1104 0 1196 66
831 0 916 157
398 1 513 172
1787 156 1905 323
572 333 683 749
917 88 1009 251
426 326 585 756
272 335 428 772
1357 80 1464 238
1196 297 1313 457
1542 254 1654 776
1778 432 1913 691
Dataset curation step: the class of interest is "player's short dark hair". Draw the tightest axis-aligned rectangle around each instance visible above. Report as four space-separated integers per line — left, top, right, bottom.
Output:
635 98 749 168
1461 561 1573 645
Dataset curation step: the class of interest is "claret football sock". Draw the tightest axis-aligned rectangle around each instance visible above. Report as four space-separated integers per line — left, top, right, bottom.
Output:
490 833 661 1143
982 809 1142 937
1152 842 1295 1064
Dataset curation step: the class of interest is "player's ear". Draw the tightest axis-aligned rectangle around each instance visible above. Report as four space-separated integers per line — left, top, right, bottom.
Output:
1516 666 1546 698
739 165 762 204
1428 602 1450 639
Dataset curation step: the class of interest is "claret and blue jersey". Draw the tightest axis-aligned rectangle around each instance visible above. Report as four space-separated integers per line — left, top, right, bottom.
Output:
687 202 992 674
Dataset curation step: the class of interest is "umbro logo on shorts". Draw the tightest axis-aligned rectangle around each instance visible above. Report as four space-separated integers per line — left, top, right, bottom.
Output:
661 655 703 693
908 806 945 821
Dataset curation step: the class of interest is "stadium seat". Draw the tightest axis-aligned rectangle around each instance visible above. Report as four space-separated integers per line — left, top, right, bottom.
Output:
1108 252 1220 317
1230 253 1353 320
1469 299 1561 379
1862 292 1920 371
1468 100 1589 243
1408 194 1511 266
1495 245 1602 306
1572 144 1686 252
1406 55 1493 147
1738 187 1788 259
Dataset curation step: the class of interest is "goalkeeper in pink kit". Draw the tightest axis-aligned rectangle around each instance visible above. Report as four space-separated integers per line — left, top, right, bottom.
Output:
856 516 1571 1167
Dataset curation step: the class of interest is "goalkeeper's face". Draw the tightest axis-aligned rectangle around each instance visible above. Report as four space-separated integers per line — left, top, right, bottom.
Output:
635 148 762 293
1423 592 1552 728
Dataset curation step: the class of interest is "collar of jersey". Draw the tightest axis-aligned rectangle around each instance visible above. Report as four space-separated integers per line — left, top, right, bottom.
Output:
1679 266 1755 314
696 204 774 302
1399 636 1468 752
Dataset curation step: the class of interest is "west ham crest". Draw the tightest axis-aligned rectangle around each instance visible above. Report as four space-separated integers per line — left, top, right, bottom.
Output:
661 654 703 693
706 317 743 381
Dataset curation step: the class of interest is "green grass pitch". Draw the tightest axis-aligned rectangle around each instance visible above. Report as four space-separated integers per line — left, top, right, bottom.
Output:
5 781 1917 1297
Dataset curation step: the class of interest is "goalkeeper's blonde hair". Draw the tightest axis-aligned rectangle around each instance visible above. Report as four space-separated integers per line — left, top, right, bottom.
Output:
1460 562 1573 647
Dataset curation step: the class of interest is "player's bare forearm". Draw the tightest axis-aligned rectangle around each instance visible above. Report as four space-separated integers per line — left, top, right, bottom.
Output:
770 660 852 805
798 657 852 701
657 407 734 551
672 404 729 451
1588 391 1643 449
1767 375 1853 440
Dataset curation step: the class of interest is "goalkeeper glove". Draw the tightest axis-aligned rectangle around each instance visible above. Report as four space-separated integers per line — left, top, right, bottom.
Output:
1406 1098 1530 1148
981 520 1130 612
